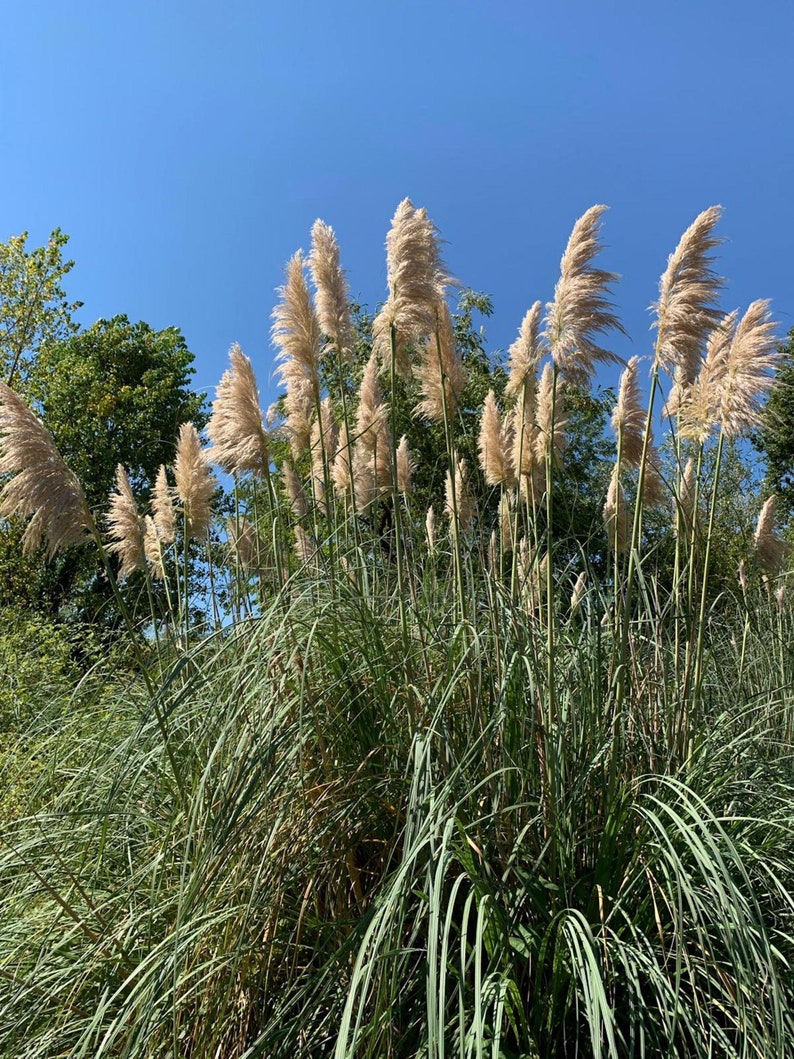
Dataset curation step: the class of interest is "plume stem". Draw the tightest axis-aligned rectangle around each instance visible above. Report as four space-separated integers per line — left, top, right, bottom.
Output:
689 428 726 732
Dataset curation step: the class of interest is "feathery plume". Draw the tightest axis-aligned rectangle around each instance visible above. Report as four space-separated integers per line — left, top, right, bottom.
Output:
309 219 355 361
372 199 450 378
653 206 724 390
511 384 540 492
173 422 216 539
396 435 414 495
498 491 515 553
604 464 628 553
478 390 510 486
414 300 466 422
675 457 696 536
106 465 146 579
352 445 379 511
754 495 787 578
738 559 748 596
152 465 175 543
506 302 544 397
445 457 472 532
272 251 322 458
282 463 308 518
677 311 737 437
293 525 315 563
207 344 269 477
425 506 438 554
611 356 646 466
718 300 780 437
544 205 623 385
143 515 165 580
331 421 352 499
570 570 587 612
0 383 93 556
534 363 568 466
355 352 388 453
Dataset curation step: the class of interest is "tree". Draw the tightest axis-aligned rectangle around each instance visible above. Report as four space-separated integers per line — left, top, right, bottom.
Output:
0 229 82 387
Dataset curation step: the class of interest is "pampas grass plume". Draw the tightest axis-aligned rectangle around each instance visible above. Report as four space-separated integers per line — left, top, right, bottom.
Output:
0 382 93 556
372 199 449 377
273 251 322 458
106 465 146 579
506 302 543 397
309 219 355 361
152 465 176 543
207 344 269 477
612 356 646 466
754 495 787 578
654 206 724 389
396 435 414 495
478 390 509 486
173 422 216 539
544 205 623 384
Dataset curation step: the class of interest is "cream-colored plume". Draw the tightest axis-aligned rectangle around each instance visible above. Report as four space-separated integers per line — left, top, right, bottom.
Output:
478 390 510 486
331 421 352 499
611 356 646 466
674 457 696 536
677 311 737 438
173 422 216 539
207 343 269 477
603 464 628 553
396 435 414 495
505 302 544 397
754 495 787 578
534 363 568 467
152 465 175 543
293 525 315 563
445 456 473 532
717 300 780 437
272 251 322 458
106 465 146 579
355 351 388 453
544 205 623 384
570 570 587 612
425 504 436 552
372 199 450 378
143 515 165 580
0 382 93 556
653 206 724 393
414 301 466 422
309 219 355 361
282 462 309 518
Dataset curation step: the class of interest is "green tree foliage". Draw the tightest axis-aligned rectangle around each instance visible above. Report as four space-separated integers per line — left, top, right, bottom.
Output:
28 315 206 509
0 229 82 386
756 326 794 519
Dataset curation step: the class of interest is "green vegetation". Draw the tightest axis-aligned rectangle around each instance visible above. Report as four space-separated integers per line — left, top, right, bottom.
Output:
1 203 793 1057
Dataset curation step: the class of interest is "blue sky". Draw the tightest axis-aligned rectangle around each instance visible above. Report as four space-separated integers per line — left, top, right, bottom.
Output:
2 0 792 407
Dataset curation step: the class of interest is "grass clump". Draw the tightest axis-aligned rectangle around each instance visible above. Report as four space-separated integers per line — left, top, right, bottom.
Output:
1 202 793 1057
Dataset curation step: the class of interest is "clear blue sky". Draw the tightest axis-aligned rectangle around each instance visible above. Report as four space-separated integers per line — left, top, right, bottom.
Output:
2 0 792 406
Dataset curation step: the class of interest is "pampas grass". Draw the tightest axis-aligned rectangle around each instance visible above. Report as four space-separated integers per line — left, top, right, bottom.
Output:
544 204 623 385
106 464 146 579
3 201 793 1059
0 382 93 556
173 421 216 539
207 343 269 477
273 251 322 458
